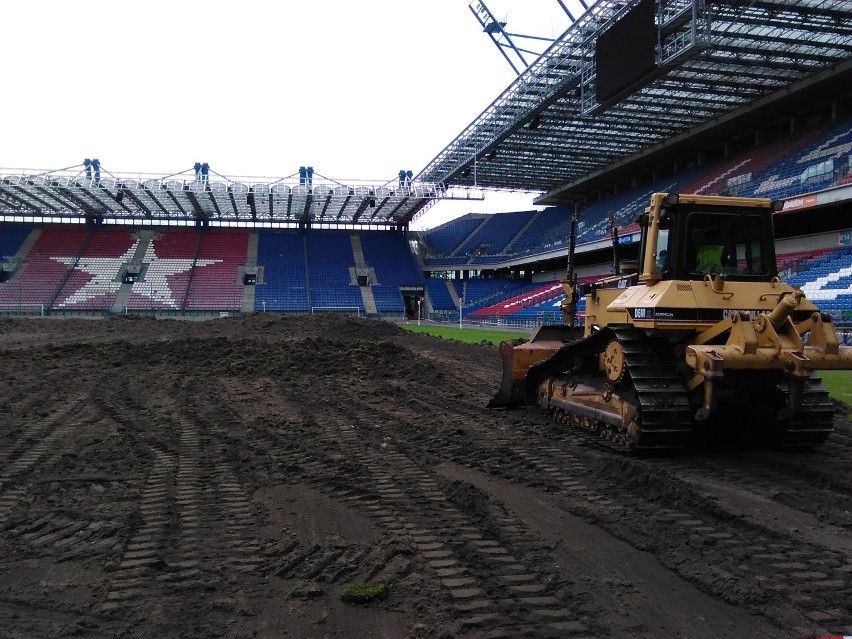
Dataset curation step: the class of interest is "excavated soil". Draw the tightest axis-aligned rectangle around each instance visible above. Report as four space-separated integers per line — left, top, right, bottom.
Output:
0 313 850 639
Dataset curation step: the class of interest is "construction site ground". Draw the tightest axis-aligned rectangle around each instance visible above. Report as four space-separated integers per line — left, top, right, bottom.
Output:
0 313 850 639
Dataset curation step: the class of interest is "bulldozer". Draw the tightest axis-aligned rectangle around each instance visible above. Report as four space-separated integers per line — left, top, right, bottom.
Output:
490 192 852 450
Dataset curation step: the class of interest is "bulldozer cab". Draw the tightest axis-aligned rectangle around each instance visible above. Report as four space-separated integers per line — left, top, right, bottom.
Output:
638 193 779 284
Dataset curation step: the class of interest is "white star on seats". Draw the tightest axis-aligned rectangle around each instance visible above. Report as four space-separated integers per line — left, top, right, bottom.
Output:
52 244 137 308
130 243 220 309
52 239 221 309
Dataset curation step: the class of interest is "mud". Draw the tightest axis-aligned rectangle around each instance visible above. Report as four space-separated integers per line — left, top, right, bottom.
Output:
0 313 850 638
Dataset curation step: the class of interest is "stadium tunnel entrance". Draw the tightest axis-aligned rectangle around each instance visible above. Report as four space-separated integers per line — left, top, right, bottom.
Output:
401 287 424 320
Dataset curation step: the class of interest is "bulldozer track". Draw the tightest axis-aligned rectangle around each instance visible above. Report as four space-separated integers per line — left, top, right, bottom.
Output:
540 325 693 450
779 377 836 448
611 325 694 448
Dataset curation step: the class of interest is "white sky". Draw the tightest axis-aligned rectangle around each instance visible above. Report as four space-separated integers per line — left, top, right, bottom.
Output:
1 1 586 229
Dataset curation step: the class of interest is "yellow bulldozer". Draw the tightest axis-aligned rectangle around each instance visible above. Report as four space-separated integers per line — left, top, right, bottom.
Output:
490 193 852 450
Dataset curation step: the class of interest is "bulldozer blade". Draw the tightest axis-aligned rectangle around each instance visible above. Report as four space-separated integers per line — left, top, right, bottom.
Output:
488 339 527 408
488 327 582 409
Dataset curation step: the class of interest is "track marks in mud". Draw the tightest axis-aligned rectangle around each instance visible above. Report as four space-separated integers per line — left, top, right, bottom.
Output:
101 445 176 613
92 398 264 626
476 429 852 634
306 405 590 637
0 399 87 524
387 404 852 636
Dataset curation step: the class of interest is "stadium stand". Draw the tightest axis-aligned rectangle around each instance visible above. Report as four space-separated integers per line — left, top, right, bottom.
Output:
457 279 544 314
5 118 851 321
776 248 839 277
504 293 591 324
255 230 310 312
0 2 850 329
455 211 535 259
305 232 364 313
0 226 30 263
185 230 249 312
749 120 852 199
0 227 88 312
787 247 852 320
508 207 573 256
359 231 424 314
424 278 456 312
469 281 564 317
421 215 486 258
127 229 197 312
53 227 136 311
422 115 852 268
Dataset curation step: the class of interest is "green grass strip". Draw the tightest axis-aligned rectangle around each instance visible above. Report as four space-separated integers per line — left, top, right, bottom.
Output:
401 323 528 346
401 324 852 407
820 370 852 411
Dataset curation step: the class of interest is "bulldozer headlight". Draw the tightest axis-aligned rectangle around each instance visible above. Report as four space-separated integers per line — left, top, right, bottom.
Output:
665 192 680 206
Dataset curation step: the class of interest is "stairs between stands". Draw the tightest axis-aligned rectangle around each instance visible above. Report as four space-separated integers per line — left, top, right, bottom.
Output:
16 229 41 261
112 231 154 314
445 280 460 309
241 231 259 313
450 217 488 258
350 235 377 315
504 211 541 254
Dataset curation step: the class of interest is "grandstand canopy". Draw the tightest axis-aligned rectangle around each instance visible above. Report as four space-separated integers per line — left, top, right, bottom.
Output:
0 169 443 228
417 0 852 204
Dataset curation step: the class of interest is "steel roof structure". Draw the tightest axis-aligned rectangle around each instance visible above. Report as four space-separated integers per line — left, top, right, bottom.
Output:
0 168 443 228
417 0 852 205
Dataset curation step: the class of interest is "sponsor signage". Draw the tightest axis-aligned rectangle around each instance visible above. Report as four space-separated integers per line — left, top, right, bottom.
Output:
781 194 817 212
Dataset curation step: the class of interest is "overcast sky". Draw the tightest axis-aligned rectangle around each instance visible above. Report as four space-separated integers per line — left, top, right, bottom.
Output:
1 1 586 229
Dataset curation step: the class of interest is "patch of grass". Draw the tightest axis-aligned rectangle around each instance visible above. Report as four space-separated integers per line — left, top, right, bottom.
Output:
401 323 528 347
820 370 852 410
341 581 387 604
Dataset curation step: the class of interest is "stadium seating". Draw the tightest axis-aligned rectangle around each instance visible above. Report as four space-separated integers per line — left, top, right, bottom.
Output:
305 232 364 312
505 292 590 323
127 229 197 312
421 115 852 265
359 231 424 314
456 278 542 313
454 211 536 258
776 248 838 276
0 225 30 261
54 227 136 311
509 207 572 256
786 246 852 319
748 120 852 199
255 230 310 312
3 91 852 325
421 215 486 257
469 281 564 317
424 278 456 311
185 230 249 311
0 226 88 312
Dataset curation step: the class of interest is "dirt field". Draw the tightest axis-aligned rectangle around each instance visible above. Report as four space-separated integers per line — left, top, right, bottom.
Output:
0 313 850 639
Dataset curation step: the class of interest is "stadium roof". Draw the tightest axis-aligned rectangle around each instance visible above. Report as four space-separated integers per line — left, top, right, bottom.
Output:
417 0 852 204
0 168 443 228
